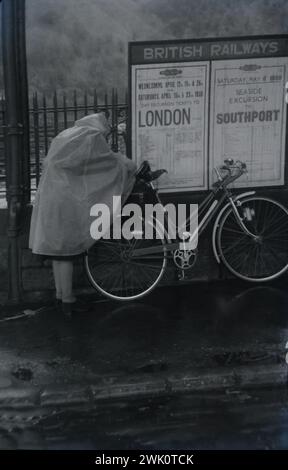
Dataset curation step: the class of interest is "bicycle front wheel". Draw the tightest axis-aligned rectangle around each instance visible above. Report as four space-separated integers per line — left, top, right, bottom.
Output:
217 197 288 281
85 217 167 300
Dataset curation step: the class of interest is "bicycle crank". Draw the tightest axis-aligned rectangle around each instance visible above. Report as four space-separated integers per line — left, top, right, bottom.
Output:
173 249 197 270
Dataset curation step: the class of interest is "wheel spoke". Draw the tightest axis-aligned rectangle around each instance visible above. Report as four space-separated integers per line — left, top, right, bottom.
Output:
219 198 288 280
85 221 166 299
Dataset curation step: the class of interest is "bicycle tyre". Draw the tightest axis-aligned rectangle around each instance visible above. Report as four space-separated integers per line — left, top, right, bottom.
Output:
217 196 288 281
85 216 167 300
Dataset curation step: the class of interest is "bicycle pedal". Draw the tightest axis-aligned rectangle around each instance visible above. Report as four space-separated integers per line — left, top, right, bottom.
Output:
177 270 186 281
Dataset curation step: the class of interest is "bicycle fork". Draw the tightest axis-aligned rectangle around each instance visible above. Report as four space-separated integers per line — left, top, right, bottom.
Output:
228 196 259 240
212 191 257 265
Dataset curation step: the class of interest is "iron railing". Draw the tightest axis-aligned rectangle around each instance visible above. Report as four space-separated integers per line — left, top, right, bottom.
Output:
0 89 128 198
0 101 5 196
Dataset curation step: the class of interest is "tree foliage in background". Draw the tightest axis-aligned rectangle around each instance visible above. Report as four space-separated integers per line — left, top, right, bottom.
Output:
0 0 287 98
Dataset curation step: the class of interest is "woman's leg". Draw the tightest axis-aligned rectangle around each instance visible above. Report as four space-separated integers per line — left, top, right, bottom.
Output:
52 260 62 300
59 260 76 304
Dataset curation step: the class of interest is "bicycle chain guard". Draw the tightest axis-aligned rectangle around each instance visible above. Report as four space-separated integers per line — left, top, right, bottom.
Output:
173 249 197 270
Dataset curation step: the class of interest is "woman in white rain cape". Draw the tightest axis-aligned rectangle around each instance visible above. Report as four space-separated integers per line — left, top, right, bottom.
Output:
29 113 136 314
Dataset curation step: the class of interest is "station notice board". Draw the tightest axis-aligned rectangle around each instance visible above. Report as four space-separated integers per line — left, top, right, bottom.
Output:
129 35 288 192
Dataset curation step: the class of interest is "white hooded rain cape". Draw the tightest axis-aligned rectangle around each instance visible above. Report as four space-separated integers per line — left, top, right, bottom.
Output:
29 113 136 256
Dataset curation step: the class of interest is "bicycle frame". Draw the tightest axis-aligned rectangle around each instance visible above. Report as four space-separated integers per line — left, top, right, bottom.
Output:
130 177 256 259
85 185 288 300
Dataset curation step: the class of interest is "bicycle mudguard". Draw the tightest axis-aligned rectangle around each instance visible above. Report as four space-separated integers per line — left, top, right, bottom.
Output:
212 191 256 264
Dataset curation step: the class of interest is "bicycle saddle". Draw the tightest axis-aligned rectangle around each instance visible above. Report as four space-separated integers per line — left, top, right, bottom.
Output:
135 160 151 180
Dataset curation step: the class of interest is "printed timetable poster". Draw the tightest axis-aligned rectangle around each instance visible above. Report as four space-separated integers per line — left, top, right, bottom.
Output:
131 62 210 192
210 57 288 188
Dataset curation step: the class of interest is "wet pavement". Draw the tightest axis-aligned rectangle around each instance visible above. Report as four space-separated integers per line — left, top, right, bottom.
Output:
0 280 288 449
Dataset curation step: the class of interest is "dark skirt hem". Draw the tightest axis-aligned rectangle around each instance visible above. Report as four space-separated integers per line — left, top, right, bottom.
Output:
34 253 84 261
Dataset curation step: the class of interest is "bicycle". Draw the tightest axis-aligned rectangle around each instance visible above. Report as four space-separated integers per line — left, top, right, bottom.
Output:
85 157 288 301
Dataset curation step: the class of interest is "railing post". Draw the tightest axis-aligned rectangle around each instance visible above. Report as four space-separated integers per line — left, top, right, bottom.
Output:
63 93 68 128
32 93 40 185
17 0 30 203
104 92 108 118
126 87 131 159
111 88 119 152
93 89 98 113
73 90 78 122
53 91 59 136
42 94 48 154
84 90 88 116
1 0 29 302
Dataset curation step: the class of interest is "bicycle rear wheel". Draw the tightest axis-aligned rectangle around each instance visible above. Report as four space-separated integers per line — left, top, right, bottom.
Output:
217 197 288 281
85 217 167 300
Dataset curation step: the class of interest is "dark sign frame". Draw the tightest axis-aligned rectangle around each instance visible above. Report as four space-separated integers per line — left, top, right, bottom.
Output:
128 34 288 194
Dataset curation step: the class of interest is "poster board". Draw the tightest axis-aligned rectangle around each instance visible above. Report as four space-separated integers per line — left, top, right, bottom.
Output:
210 57 288 188
129 36 288 192
131 62 209 191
